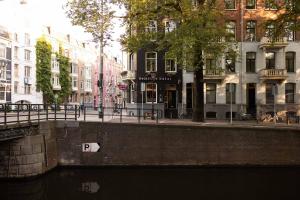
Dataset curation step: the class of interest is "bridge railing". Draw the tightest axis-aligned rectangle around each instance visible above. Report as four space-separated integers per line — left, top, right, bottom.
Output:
0 104 163 127
0 104 79 126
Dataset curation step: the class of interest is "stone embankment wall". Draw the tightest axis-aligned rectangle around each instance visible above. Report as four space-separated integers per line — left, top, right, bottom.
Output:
1 121 300 178
56 122 300 166
0 123 57 178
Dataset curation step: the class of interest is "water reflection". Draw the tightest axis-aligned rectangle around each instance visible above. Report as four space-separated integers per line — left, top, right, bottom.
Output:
1 167 300 200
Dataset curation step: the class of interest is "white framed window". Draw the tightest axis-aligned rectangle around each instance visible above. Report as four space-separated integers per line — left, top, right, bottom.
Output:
145 52 157 72
0 86 5 101
14 64 18 78
24 66 31 77
0 43 6 58
0 61 6 80
14 81 18 94
25 33 30 46
224 0 236 9
225 21 236 41
24 84 31 94
51 75 60 86
51 56 60 71
24 49 31 61
165 55 177 73
145 20 157 33
146 83 157 103
14 33 18 42
165 20 176 33
145 20 157 41
72 77 78 88
14 46 19 59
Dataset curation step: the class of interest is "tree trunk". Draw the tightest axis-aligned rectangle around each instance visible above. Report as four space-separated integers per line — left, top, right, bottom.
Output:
192 68 205 122
192 45 205 122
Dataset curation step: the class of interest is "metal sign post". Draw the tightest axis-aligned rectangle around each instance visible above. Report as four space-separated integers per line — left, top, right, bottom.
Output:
272 84 277 125
230 83 233 125
141 82 145 115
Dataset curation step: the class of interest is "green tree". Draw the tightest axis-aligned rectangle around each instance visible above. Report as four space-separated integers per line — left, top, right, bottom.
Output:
119 0 236 122
57 47 71 104
269 0 300 37
36 38 54 104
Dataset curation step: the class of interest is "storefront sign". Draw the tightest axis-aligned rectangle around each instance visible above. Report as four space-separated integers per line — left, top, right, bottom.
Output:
138 77 172 81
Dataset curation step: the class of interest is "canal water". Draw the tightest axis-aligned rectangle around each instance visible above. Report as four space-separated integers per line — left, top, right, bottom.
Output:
1 167 300 200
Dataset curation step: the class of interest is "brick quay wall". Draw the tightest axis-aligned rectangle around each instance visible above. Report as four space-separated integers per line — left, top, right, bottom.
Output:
1 121 300 178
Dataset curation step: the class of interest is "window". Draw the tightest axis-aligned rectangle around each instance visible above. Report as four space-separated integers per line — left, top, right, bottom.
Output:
24 50 31 61
14 46 19 59
80 81 84 89
0 43 6 58
14 33 18 42
226 83 236 104
225 21 236 41
0 86 5 100
206 83 216 104
246 52 256 73
71 63 78 74
146 83 157 103
0 61 6 79
225 53 235 73
24 66 31 77
14 64 18 78
72 77 78 88
266 83 276 104
206 58 216 69
265 52 275 69
226 112 236 119
52 75 60 87
245 21 256 41
224 0 236 9
285 83 295 103
286 52 295 72
145 52 157 72
129 53 134 71
24 84 31 94
265 23 275 38
206 112 217 119
285 22 295 41
145 20 157 40
165 56 177 72
265 0 278 10
14 81 18 93
25 33 30 46
165 20 176 33
246 0 256 9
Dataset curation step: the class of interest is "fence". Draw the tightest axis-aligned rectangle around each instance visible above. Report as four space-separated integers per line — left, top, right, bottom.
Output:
0 104 163 127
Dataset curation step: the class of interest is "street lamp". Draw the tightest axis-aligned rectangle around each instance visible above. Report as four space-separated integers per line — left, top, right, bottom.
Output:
150 72 156 120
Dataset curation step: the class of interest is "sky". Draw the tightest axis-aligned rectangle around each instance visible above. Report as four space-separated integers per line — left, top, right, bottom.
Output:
0 0 125 60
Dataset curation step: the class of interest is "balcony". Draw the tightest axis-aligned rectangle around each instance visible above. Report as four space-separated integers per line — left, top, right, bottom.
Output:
72 86 78 92
24 77 32 85
204 68 225 82
53 85 61 91
259 69 287 82
259 37 288 49
121 70 136 81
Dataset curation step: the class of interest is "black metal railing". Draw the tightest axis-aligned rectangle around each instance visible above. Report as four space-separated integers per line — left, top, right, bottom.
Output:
0 104 163 127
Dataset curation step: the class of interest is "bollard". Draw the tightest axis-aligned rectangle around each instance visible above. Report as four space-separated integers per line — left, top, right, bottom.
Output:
156 109 159 124
138 108 141 124
75 105 77 121
17 104 20 124
54 104 57 121
4 104 7 126
38 105 40 123
64 105 67 120
120 108 123 123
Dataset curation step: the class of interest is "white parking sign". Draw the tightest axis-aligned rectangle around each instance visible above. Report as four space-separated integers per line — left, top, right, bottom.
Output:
82 143 100 152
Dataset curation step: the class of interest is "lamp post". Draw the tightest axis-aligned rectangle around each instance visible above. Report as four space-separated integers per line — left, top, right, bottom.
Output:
150 72 156 120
